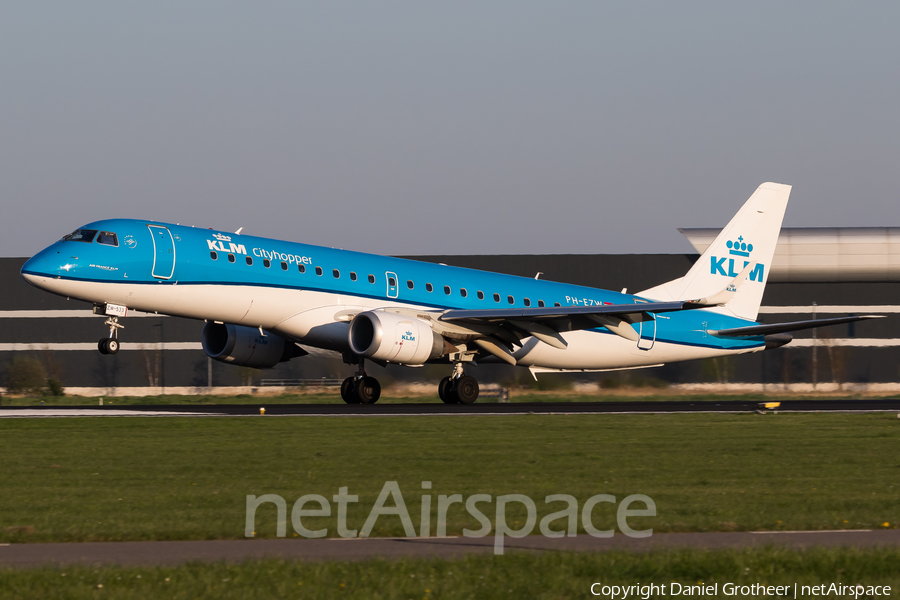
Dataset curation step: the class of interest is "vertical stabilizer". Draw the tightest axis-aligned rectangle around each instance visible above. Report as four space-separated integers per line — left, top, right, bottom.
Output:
638 182 791 321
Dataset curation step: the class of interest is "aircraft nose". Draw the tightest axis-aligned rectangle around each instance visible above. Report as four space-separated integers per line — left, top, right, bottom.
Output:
20 246 68 284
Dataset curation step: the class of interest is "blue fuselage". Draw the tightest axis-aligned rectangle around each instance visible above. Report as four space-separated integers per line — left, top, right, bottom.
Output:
21 219 764 369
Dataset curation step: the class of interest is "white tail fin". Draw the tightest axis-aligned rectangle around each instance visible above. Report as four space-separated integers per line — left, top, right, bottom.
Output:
638 182 791 321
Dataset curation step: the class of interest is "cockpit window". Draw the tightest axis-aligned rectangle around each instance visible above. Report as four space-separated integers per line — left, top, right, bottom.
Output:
97 231 119 247
63 229 98 243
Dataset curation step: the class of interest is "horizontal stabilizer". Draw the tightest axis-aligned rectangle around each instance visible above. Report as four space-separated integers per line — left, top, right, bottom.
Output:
711 315 885 338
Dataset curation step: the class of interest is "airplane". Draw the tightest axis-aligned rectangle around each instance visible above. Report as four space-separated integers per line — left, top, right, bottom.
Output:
20 182 883 404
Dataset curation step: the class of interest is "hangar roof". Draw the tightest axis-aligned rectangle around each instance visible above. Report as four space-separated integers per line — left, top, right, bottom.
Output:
680 227 900 282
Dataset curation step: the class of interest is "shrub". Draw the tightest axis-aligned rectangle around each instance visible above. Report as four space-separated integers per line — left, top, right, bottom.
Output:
5 356 48 395
47 378 65 396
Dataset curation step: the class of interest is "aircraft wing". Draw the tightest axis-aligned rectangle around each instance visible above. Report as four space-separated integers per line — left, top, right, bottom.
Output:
438 300 710 356
439 300 705 322
709 315 885 337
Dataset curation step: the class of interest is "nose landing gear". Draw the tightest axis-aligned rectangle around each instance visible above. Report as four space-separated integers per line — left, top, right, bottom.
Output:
97 311 125 355
98 337 120 355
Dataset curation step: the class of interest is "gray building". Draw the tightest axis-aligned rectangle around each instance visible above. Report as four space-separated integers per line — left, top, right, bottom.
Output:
1 228 898 391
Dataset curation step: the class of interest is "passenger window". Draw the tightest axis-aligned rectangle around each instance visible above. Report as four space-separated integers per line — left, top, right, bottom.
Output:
477 291 484 300
350 272 357 281
228 254 236 263
246 257 253 266
263 259 271 268
507 295 514 304
407 280 414 289
63 229 98 243
493 293 500 302
538 300 545 307
389 277 396 287
460 288 468 298
298 264 305 273
524 298 531 307
426 283 433 292
316 267 323 276
554 302 561 307
444 285 451 295
97 231 118 247
333 269 340 278
282 262 288 271
210 251 218 260
368 274 375 284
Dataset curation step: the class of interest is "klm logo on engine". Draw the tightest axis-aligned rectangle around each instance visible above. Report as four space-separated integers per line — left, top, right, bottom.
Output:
401 330 416 342
207 233 247 255
710 235 764 282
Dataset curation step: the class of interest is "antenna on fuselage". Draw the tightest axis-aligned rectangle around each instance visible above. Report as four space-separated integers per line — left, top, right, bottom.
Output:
235 227 244 235
535 272 543 280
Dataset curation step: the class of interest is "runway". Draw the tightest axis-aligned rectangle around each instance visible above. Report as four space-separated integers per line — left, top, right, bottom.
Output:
2 398 900 418
2 530 899 567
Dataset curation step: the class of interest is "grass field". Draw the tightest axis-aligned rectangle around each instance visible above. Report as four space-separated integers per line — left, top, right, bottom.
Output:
1 412 897 543
2 390 898 406
2 547 899 599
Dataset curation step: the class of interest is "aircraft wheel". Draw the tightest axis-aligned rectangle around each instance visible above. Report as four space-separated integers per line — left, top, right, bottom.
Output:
454 375 479 404
98 339 109 355
356 376 381 404
106 339 120 354
340 377 359 404
438 377 458 404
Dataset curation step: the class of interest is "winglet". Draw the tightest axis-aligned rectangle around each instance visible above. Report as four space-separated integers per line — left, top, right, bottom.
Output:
689 262 756 307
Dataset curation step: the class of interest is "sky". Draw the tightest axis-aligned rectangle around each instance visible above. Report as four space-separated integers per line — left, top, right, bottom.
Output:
2 2 899 258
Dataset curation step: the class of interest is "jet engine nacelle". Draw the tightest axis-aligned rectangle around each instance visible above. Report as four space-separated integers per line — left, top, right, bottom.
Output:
348 311 445 365
201 322 305 368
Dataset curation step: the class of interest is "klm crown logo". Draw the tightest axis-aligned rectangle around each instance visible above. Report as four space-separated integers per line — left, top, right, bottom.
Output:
727 236 753 257
710 235 764 282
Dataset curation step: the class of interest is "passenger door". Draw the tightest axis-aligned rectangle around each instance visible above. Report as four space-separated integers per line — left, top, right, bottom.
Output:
148 225 176 279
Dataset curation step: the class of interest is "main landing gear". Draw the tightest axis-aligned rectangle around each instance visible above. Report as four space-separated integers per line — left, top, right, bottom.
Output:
98 315 124 355
339 355 481 405
340 358 382 404
438 361 480 404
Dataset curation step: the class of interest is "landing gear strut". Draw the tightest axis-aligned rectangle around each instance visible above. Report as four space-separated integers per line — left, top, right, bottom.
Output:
439 361 480 404
98 316 124 355
340 357 381 404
